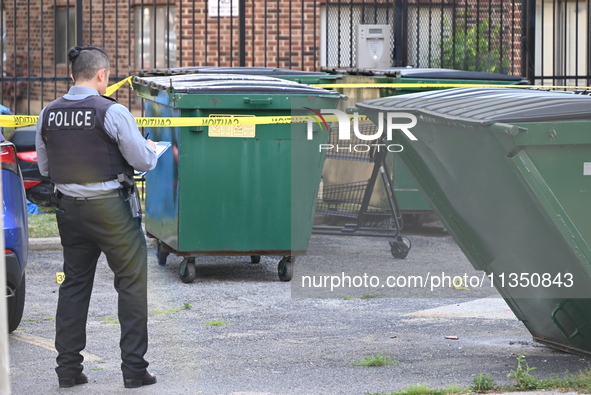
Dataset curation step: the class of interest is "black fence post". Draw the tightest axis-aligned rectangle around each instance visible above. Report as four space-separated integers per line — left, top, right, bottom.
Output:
76 0 83 45
394 0 408 66
522 0 536 82
239 0 246 66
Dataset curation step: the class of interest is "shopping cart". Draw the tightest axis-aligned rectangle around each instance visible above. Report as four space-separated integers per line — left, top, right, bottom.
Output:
313 122 411 259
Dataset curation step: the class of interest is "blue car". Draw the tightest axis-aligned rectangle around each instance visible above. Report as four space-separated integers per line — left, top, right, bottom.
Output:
2 137 28 333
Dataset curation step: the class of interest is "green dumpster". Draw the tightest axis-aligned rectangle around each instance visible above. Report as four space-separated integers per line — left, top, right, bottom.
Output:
358 87 591 355
133 73 344 283
324 67 529 221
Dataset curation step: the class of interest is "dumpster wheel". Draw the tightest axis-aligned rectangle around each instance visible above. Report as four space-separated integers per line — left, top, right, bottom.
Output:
156 242 170 266
278 256 294 282
390 237 411 259
250 255 261 264
179 257 196 283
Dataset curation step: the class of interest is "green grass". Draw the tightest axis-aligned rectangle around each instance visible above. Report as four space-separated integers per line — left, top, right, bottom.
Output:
204 320 227 327
370 384 465 395
98 317 120 325
360 294 385 299
154 308 183 314
352 354 399 367
541 369 591 392
507 354 539 390
470 373 496 392
27 212 59 238
368 355 591 395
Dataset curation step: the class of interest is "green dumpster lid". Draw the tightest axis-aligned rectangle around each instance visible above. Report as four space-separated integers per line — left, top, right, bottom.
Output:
357 88 591 124
139 66 329 77
133 73 340 95
323 67 526 82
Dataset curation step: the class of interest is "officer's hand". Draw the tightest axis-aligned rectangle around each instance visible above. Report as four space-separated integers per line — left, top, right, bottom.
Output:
147 139 157 150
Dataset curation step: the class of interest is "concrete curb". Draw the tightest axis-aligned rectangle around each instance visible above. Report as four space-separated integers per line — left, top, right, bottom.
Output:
28 237 62 252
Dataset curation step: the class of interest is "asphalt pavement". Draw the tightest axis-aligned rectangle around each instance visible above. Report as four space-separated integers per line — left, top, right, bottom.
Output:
8 223 591 394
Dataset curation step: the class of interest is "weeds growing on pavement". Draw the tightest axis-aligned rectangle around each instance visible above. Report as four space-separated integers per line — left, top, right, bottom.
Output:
98 317 119 325
507 354 539 390
204 320 227 327
154 308 183 314
542 369 591 392
352 354 399 367
470 373 496 392
367 384 465 395
360 294 383 299
367 355 591 395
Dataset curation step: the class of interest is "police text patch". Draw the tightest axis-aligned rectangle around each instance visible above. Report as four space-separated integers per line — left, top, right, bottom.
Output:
46 108 96 130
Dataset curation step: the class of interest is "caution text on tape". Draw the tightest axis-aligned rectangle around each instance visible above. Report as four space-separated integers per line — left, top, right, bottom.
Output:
0 114 369 128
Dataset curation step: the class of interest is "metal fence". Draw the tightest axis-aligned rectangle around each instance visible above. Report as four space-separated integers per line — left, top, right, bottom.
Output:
0 0 589 117
323 0 524 76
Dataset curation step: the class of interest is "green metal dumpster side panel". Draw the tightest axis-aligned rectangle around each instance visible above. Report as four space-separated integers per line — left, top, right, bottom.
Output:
509 141 591 269
175 109 325 253
379 117 591 352
357 88 591 355
140 79 339 255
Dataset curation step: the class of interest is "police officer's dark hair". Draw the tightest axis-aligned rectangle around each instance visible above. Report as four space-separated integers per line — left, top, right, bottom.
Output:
68 46 110 82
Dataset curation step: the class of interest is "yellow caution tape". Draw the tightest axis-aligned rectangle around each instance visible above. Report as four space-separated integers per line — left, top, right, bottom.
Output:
1 115 40 127
134 115 317 128
0 114 296 128
0 114 369 128
312 83 591 90
5 76 589 128
105 76 133 97
102 76 591 98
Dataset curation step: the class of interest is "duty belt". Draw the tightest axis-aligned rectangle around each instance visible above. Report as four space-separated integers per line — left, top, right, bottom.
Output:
58 189 122 201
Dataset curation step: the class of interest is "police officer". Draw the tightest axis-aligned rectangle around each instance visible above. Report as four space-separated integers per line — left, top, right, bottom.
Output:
35 46 158 389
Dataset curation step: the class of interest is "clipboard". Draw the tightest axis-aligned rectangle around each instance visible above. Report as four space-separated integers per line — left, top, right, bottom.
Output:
135 141 171 176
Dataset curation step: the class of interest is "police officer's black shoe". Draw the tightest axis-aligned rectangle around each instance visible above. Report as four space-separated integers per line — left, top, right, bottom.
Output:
123 371 157 388
58 372 88 388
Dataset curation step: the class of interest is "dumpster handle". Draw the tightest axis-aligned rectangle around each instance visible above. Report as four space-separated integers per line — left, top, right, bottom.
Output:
551 302 582 339
489 122 523 136
244 97 273 105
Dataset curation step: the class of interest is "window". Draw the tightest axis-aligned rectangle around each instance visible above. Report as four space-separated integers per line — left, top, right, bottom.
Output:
135 6 177 70
536 0 589 85
55 6 76 65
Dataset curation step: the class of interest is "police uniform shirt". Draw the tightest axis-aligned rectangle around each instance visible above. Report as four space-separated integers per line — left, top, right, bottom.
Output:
35 86 157 198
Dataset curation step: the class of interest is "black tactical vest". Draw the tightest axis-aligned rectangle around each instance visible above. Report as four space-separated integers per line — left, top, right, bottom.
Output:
41 95 134 184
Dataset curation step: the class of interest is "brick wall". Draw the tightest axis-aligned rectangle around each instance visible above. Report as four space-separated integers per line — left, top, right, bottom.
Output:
2 0 528 115
177 0 320 70
3 0 322 114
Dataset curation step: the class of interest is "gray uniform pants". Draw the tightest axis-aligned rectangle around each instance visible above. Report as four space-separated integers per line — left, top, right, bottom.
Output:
54 191 149 380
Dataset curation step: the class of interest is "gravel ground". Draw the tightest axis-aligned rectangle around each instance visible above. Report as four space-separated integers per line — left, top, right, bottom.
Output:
8 225 591 394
